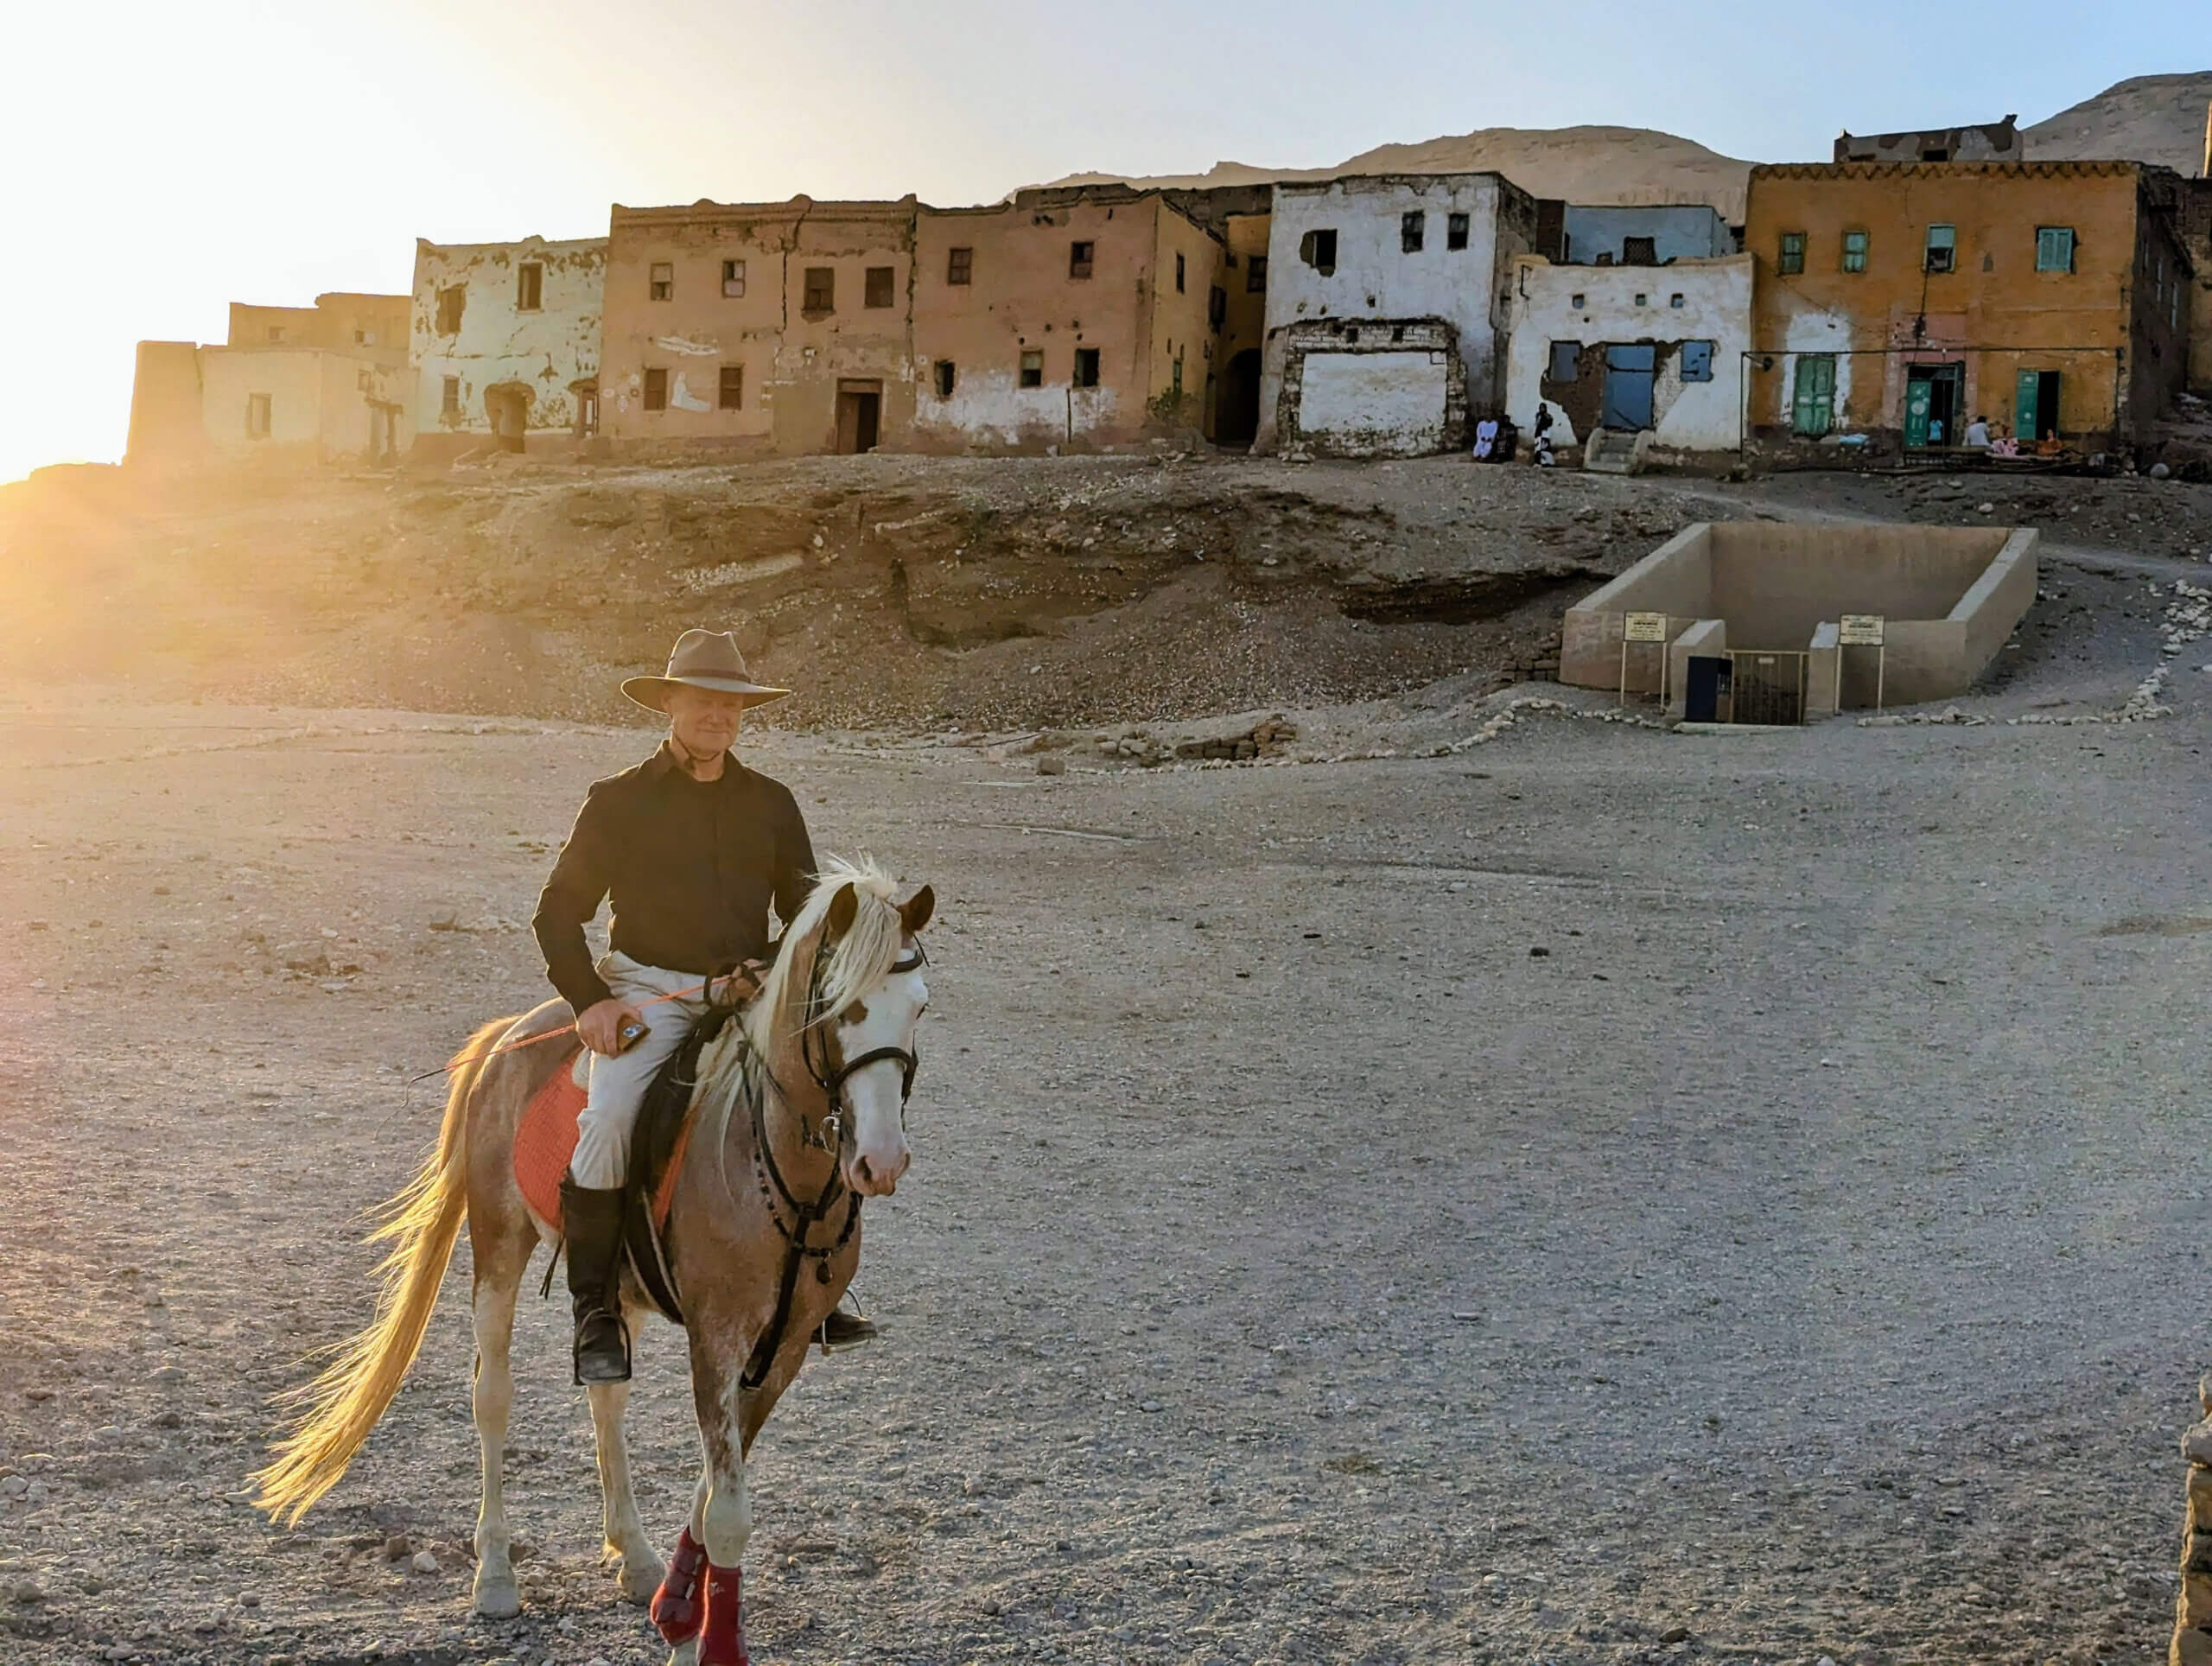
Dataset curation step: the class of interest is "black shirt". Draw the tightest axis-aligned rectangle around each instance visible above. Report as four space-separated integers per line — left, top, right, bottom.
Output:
531 744 817 1015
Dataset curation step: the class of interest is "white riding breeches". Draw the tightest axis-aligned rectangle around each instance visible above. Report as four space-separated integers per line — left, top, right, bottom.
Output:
569 952 713 1190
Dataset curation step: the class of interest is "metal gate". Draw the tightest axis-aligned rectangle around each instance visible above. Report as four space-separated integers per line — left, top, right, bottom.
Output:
1726 651 1808 725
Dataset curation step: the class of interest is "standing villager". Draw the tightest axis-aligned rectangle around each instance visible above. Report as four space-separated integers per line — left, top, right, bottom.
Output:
531 628 874 1383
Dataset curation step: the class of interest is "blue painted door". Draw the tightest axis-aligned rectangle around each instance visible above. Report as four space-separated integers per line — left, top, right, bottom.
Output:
1601 344 1656 431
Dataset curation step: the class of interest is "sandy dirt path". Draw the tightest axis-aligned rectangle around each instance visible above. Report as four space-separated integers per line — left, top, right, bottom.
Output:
1 661 2209 1664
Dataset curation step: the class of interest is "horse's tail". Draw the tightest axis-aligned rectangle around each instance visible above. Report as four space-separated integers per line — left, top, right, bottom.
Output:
253 1016 511 1525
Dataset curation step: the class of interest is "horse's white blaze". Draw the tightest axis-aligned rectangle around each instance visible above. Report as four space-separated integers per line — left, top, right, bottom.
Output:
835 960 924 1196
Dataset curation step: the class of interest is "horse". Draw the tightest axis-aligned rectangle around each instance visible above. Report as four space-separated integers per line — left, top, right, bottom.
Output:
253 857 934 1665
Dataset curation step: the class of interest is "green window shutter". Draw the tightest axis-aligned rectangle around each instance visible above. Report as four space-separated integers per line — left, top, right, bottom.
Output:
2015 369 2041 438
1779 232 1806 275
2036 227 2075 272
1841 231 1868 273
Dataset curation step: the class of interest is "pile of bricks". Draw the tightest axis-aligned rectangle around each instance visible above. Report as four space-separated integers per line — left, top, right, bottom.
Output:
1174 715 1300 761
2171 1379 2212 1663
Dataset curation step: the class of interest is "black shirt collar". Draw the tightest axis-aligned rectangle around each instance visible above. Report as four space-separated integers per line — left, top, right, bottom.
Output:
643 741 743 785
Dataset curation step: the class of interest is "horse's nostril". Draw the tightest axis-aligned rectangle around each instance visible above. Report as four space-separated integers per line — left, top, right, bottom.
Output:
853 1156 874 1188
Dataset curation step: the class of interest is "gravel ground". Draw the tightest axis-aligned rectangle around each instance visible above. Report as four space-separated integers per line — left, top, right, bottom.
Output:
1 575 2209 1664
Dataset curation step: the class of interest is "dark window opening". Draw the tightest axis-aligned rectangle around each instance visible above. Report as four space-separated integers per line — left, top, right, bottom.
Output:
246 392 270 438
804 267 835 313
1175 252 1185 292
718 365 743 410
649 262 674 302
1621 235 1657 266
1921 147 1949 162
1207 285 1226 330
1073 347 1100 387
1246 254 1268 293
1069 241 1095 279
1299 228 1338 275
440 375 461 418
1019 349 1044 388
947 246 973 285
722 259 747 297
643 367 668 411
1402 211 1425 253
517 263 543 311
1446 213 1470 251
934 359 956 397
435 285 466 334
1923 225 1955 273
266 325 286 343
864 266 894 308
1546 340 1582 384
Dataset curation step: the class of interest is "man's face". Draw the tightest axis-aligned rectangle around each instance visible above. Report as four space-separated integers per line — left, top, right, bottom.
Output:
666 685 747 756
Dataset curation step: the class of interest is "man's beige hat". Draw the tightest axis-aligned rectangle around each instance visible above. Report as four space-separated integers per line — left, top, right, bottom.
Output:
621 629 792 713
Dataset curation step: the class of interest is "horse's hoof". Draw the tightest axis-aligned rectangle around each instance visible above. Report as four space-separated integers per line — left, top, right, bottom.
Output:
473 1574 522 1618
664 1642 699 1666
620 1552 668 1606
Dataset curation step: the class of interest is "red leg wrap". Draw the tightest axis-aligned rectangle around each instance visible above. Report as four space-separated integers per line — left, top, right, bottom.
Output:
696 1561 749 1666
650 1526 709 1646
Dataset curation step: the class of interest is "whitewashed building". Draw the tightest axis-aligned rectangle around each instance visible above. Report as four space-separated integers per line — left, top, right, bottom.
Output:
410 234 605 455
1503 253 1752 458
1255 173 1538 456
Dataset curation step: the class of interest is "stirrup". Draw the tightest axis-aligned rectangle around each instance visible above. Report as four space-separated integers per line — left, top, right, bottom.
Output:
817 1306 878 1353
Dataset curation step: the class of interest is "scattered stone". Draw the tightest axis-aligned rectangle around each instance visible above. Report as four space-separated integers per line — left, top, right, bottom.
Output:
149 1365 187 1387
22 1388 53 1402
410 1549 441 1575
384 1534 411 1561
10 1579 43 1604
1034 754 1065 777
1529 946 1550 957
1660 1624 1692 1644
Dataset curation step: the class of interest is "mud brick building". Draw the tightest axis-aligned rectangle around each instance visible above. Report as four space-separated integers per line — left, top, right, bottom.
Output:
1745 161 2193 461
910 186 1229 454
1255 172 1540 457
411 235 606 457
1503 251 1752 460
127 293 411 471
1834 115 2022 165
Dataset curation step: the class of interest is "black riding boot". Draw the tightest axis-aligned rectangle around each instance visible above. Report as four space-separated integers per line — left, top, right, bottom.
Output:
560 1174 632 1385
817 1305 878 1351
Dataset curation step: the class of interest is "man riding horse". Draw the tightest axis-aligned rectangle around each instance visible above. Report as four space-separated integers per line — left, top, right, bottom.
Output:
531 627 874 1383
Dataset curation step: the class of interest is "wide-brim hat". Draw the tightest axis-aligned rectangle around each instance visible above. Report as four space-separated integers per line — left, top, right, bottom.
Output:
621 628 792 713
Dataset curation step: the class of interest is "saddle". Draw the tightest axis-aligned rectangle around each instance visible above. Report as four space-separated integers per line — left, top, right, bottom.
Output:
513 1008 740 1326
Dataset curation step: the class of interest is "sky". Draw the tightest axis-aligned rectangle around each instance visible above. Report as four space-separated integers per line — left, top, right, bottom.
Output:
2 0 2202 486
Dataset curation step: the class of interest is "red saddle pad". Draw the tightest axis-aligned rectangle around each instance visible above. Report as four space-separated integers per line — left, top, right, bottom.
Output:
512 1048 691 1232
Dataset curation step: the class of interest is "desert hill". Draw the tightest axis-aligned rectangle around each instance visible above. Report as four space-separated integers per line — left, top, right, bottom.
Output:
2023 72 2212 173
1029 72 2211 221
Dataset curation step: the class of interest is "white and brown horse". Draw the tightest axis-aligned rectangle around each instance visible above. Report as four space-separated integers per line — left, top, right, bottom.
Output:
255 857 933 1664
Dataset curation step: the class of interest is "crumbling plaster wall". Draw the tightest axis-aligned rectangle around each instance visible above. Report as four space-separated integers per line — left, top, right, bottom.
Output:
1503 254 1751 452
411 236 605 439
1269 319 1467 457
1560 205 1733 266
906 194 1222 453
1255 173 1526 454
601 199 916 456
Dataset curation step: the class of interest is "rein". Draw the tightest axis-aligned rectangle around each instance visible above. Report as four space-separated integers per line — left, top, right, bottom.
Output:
736 943 924 1392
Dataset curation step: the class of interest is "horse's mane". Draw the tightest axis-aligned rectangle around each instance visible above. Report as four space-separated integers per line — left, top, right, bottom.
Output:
693 855 909 1158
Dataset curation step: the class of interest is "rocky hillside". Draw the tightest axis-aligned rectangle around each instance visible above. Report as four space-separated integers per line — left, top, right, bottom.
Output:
1039 125 1753 219
2023 72 2212 175
1031 71 2211 219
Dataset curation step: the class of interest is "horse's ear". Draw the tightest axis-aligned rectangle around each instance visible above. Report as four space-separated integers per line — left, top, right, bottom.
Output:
899 884 935 935
823 881 859 944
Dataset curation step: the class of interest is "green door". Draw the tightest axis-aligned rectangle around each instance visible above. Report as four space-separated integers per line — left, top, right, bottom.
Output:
1791 354 1836 437
2015 369 2041 443
1904 376 1933 448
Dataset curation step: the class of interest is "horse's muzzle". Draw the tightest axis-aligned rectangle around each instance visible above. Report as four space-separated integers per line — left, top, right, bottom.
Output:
847 1148 910 1197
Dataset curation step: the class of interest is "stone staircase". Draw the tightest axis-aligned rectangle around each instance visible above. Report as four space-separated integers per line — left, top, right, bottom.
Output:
1584 427 1652 475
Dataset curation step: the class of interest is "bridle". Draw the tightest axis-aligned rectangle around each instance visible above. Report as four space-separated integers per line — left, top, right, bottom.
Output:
797 943 925 1152
738 938 925 1391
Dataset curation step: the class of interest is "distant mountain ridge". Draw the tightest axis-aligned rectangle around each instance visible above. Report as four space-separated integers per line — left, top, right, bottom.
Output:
1027 73 2211 222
